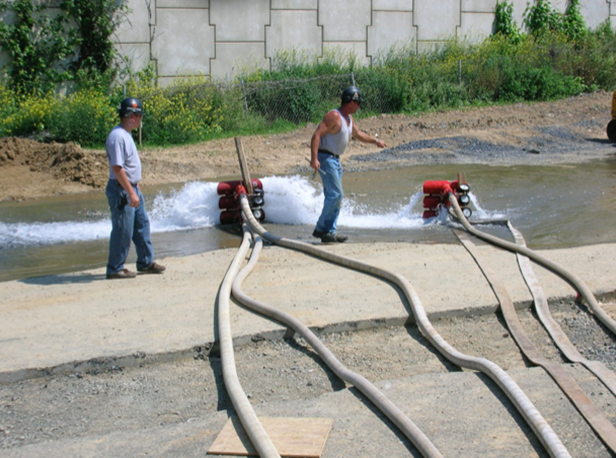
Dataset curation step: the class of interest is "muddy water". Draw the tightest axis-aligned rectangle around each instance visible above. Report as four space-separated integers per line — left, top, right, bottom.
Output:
1 159 615 282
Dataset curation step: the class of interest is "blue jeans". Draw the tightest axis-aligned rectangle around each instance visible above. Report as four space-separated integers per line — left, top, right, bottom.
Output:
315 152 343 234
106 180 154 275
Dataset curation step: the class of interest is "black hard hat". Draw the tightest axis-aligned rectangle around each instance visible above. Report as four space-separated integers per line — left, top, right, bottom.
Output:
118 97 144 116
341 86 364 104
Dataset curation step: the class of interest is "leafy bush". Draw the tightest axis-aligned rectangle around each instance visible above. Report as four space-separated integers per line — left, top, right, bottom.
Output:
0 0 75 94
354 68 409 114
245 79 328 124
494 1 521 41
48 88 116 146
563 0 586 42
0 90 56 137
497 62 585 102
0 0 126 95
123 69 227 145
524 0 563 36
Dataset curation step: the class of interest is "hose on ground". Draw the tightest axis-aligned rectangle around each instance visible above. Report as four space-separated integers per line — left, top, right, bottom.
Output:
217 228 281 458
232 225 444 458
238 195 571 458
455 229 616 454
447 194 616 336
508 222 616 397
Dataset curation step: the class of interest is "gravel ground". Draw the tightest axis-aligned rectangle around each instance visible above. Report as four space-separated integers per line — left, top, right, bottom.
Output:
1 298 615 456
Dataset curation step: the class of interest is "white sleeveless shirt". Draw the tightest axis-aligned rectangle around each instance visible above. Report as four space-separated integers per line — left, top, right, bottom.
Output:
319 109 352 156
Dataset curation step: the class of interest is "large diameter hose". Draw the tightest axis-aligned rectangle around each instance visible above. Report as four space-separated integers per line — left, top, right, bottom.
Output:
447 194 616 336
455 229 616 453
238 196 571 458
217 228 281 458
232 226 444 458
508 223 616 397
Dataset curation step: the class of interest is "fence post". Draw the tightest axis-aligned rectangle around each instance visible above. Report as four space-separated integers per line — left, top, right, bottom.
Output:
458 60 462 86
351 72 355 87
240 79 249 117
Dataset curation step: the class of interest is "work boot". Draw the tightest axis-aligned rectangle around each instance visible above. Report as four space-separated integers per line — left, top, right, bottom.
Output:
319 233 348 243
137 261 166 274
312 229 327 239
106 268 137 280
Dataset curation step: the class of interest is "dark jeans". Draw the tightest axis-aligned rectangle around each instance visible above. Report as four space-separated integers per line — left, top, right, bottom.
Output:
105 180 154 275
315 152 343 234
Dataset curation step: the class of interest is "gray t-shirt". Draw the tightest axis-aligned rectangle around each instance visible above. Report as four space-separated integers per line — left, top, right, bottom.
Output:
105 125 142 184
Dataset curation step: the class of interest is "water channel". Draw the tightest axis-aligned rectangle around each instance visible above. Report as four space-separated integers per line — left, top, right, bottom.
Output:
1 160 615 283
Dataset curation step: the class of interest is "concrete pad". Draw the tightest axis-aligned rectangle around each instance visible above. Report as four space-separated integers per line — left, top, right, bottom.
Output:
1 241 614 383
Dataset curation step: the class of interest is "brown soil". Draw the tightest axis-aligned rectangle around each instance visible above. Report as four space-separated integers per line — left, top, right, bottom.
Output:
1 90 614 202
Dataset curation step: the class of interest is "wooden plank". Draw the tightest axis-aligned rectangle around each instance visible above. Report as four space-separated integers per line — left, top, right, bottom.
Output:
234 137 253 195
207 416 333 457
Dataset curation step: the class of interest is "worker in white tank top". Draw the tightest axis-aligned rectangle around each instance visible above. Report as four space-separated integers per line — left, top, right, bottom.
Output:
309 86 387 243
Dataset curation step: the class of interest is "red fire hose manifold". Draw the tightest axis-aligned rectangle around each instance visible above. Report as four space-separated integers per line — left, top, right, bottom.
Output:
218 179 265 225
422 179 472 219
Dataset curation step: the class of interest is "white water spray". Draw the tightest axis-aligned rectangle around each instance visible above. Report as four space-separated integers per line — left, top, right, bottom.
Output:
0 176 499 248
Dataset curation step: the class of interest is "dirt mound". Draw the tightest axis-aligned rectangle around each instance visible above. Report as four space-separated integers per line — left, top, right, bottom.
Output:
0 137 107 188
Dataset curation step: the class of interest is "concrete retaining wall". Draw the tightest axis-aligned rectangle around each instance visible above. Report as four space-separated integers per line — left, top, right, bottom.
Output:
1 0 615 83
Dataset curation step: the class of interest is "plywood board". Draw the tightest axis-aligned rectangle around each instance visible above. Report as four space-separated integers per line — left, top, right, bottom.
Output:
207 416 333 457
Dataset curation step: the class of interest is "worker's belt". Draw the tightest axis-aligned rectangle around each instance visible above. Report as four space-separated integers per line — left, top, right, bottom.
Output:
110 179 139 187
318 149 340 158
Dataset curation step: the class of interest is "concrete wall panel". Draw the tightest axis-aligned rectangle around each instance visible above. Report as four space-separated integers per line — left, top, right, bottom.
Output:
551 1 567 14
116 0 152 43
151 9 214 76
210 43 270 79
4 0 616 83
266 11 321 57
210 0 270 42
581 0 611 29
368 12 414 56
460 13 495 40
462 0 496 13
373 0 413 11
157 0 209 7
414 0 460 40
319 0 372 41
114 44 151 74
511 0 528 27
272 0 317 9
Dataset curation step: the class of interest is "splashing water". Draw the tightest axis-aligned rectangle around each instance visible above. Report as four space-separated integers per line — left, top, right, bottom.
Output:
0 175 497 248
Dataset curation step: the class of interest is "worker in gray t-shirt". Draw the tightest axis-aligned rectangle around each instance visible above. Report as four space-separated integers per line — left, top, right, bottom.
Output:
104 97 166 279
